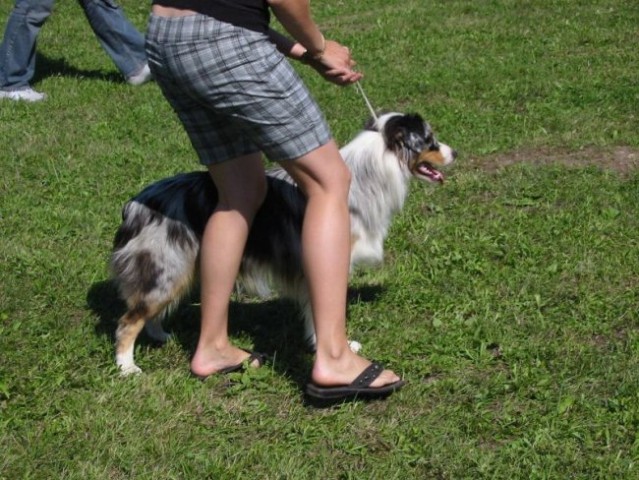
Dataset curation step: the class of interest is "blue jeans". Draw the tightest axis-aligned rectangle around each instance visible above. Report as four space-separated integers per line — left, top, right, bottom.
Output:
0 0 147 89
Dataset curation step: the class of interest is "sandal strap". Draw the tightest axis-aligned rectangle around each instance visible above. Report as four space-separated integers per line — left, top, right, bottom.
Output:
246 351 266 367
350 362 384 388
216 350 265 374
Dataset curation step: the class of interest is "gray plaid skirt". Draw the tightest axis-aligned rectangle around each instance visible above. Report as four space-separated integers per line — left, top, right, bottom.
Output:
145 13 332 165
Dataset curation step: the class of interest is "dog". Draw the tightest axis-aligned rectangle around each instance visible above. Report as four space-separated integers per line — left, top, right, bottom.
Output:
110 112 456 374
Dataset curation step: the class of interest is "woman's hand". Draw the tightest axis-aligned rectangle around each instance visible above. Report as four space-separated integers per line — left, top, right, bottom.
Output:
304 40 363 86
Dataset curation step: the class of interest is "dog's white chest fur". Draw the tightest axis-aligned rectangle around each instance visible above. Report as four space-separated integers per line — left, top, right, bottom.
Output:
344 132 411 268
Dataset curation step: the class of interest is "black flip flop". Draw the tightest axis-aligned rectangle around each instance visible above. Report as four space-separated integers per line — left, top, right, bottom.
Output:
191 350 266 380
305 362 406 402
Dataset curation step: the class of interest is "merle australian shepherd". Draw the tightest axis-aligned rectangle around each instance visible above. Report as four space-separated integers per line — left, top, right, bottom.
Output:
110 112 456 374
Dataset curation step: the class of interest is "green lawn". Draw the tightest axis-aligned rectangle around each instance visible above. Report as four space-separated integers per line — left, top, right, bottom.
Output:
1 1 638 478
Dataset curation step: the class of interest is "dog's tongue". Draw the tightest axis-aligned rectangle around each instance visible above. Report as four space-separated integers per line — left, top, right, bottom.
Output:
419 164 445 183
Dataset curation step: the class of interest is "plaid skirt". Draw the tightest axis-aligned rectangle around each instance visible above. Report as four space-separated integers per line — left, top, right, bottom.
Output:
145 13 331 165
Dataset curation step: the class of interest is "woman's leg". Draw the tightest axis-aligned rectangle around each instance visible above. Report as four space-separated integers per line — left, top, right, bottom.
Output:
279 140 401 388
190 152 267 378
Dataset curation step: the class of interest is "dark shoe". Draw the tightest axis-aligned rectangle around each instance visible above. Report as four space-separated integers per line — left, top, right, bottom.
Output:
305 362 405 403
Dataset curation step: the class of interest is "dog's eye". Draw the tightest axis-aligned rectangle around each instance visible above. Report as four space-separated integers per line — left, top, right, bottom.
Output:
424 134 437 148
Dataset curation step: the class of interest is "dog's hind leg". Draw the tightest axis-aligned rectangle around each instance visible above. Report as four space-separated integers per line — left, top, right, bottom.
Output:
144 317 171 343
115 306 147 375
115 301 169 375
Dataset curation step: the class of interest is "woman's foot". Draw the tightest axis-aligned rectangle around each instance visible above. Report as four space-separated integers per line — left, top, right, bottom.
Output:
307 350 405 401
191 344 263 378
311 349 402 389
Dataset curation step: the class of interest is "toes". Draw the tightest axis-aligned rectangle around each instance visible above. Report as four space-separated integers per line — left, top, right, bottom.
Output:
370 369 400 388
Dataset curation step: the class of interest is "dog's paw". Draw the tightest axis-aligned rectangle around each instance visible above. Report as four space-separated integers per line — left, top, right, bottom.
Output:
119 364 143 376
305 334 361 354
348 340 362 353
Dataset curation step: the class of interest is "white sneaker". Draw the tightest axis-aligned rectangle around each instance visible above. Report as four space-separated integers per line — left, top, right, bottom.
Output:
127 64 152 86
0 87 47 102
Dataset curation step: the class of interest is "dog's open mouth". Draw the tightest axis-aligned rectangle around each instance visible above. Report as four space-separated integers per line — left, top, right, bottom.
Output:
414 150 449 183
416 161 445 183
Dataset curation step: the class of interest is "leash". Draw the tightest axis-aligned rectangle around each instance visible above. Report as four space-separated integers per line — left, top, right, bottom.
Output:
355 80 378 123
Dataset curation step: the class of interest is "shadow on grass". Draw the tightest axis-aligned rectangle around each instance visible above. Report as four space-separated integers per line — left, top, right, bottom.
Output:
32 53 123 85
86 280 386 390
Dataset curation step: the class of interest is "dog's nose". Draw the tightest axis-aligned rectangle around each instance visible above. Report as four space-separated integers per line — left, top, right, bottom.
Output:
452 149 458 160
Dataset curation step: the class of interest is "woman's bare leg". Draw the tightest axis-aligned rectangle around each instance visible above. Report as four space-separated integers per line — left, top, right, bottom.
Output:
190 152 267 377
280 140 401 388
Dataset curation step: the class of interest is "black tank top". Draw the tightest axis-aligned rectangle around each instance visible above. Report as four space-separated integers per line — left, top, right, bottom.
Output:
152 0 270 33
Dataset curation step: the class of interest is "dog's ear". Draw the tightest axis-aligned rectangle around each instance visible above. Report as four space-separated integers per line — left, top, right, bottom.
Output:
404 130 428 153
391 114 432 152
387 127 419 156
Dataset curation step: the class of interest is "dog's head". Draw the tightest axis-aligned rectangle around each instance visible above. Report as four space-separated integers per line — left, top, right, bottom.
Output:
368 113 457 183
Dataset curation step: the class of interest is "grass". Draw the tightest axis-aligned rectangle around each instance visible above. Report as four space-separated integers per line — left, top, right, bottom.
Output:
1 0 639 478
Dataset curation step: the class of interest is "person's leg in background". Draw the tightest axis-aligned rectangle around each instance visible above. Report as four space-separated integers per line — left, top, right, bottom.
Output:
78 0 151 85
0 0 54 101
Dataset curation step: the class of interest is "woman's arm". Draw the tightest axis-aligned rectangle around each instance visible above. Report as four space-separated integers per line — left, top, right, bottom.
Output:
267 0 362 85
267 0 325 56
267 28 306 59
